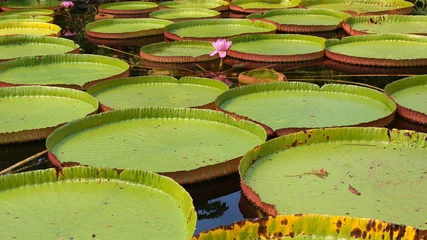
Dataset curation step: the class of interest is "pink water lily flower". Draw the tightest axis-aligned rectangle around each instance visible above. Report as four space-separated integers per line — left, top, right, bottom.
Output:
210 39 232 58
61 1 74 8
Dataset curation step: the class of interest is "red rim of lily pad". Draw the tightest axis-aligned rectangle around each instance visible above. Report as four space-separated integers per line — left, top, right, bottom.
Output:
140 40 218 63
85 18 172 39
238 68 286 85
215 82 396 136
0 86 98 144
226 34 325 63
385 75 427 125
98 1 158 15
86 34 164 47
325 34 427 67
229 0 300 14
324 60 427 75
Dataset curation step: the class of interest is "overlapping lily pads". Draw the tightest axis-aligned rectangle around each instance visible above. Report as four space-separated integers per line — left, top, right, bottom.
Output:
98 1 158 18
150 8 220 22
0 15 53 23
239 127 427 230
0 35 79 61
85 18 172 39
247 8 351 32
0 22 60 37
0 86 98 144
194 214 424 239
164 19 276 41
140 40 218 63
0 0 62 11
159 0 229 12
325 34 427 67
46 107 266 184
238 68 286 85
0 166 197 239
226 34 325 62
385 75 427 124
0 54 130 90
343 15 427 36
0 8 54 16
216 82 396 136
86 76 229 111
301 0 414 16
230 0 301 13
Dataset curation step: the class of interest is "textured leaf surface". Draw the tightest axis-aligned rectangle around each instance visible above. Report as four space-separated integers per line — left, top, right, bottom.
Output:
85 18 172 34
346 15 427 34
140 41 215 57
303 0 413 14
0 22 60 36
150 8 220 20
99 1 158 10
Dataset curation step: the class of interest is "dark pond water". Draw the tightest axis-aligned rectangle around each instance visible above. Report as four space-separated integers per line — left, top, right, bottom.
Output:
1 1 427 236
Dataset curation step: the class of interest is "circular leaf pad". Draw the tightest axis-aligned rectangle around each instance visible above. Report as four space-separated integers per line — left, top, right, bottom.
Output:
216 82 396 136
159 0 229 12
238 68 286 84
385 75 427 125
46 107 267 184
343 15 427 36
227 34 325 62
0 22 60 37
164 19 276 41
0 86 98 144
0 0 62 11
0 54 130 90
194 214 423 239
86 75 229 111
239 127 427 230
325 34 427 67
150 8 220 22
0 15 53 23
0 9 54 16
98 1 158 16
230 0 301 13
0 35 79 62
0 166 197 239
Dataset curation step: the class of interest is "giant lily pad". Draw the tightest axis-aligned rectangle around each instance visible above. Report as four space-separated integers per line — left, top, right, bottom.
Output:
46 107 266 184
85 18 173 39
86 75 229 111
301 0 413 16
150 8 220 22
194 214 425 239
0 54 130 90
216 82 396 136
98 1 158 17
239 127 427 230
0 8 54 16
247 8 351 32
343 15 427 36
0 35 79 62
230 0 301 13
326 34 427 67
164 19 276 41
140 40 218 63
385 75 427 125
0 166 197 239
159 0 229 12
0 15 53 23
0 22 60 37
0 0 62 11
0 86 98 144
226 34 325 62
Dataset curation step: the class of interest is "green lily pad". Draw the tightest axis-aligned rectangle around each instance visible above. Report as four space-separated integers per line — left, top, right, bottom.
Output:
247 8 351 32
325 34 427 67
0 15 53 23
343 15 427 36
230 0 301 13
0 54 129 90
0 86 98 144
85 18 172 39
46 107 266 184
140 40 217 63
216 82 396 135
98 1 158 15
238 68 286 84
87 76 229 111
0 166 197 239
239 127 427 230
150 8 220 21
164 19 276 41
0 35 79 61
159 0 229 11
0 0 62 11
194 214 423 239
227 34 325 62
385 75 427 125
301 0 414 16
0 8 54 16
0 22 60 36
